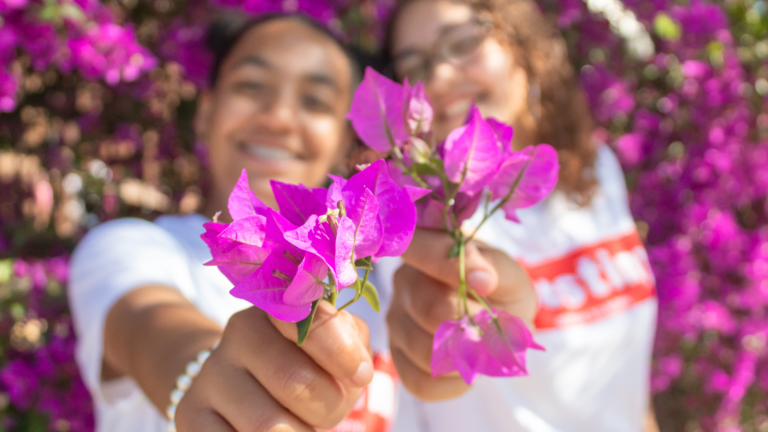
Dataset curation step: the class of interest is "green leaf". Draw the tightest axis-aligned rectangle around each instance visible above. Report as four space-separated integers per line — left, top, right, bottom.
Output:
448 243 460 258
653 13 681 41
354 258 373 269
413 162 439 176
296 299 320 346
38 4 59 21
0 259 12 285
361 281 380 312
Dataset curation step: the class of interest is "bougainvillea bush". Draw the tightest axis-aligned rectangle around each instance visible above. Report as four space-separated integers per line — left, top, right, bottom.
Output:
1 0 767 430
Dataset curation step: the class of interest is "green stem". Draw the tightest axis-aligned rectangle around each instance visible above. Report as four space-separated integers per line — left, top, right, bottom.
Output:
337 257 372 312
465 159 532 244
458 239 470 318
328 272 338 307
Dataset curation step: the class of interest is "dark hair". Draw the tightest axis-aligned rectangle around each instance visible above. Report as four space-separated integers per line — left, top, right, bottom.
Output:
385 0 598 206
205 12 362 89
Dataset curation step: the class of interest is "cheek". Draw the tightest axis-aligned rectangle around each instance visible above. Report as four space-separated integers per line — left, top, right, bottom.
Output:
301 117 345 179
466 43 519 118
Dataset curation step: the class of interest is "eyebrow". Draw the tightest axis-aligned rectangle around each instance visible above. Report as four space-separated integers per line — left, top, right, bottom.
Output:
306 73 341 93
234 55 272 70
233 54 341 93
393 22 469 60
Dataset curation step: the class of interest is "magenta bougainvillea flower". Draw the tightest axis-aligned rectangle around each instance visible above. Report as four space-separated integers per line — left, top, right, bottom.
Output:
201 170 270 284
443 106 502 195
205 162 425 324
404 81 433 135
431 310 544 384
347 68 411 152
488 144 560 223
347 67 557 384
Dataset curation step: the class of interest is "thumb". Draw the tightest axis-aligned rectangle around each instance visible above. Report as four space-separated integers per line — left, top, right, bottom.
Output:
401 229 499 295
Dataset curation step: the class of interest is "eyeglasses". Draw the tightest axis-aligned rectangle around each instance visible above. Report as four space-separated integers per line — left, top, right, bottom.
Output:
393 19 493 84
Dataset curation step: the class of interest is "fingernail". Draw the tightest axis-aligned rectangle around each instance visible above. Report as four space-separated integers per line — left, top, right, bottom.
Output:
352 361 374 387
467 271 494 295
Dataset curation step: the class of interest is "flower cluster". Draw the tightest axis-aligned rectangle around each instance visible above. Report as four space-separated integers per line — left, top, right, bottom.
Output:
348 68 559 383
545 0 768 427
0 258 94 432
203 165 425 337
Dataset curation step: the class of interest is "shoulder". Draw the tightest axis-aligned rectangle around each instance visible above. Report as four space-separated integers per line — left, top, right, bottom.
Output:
592 144 629 204
73 217 180 259
70 217 189 281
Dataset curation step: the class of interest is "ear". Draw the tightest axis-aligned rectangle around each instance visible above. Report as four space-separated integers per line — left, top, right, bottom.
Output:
195 90 214 142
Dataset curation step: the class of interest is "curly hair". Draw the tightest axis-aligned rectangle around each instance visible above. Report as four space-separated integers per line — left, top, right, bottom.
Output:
388 0 598 205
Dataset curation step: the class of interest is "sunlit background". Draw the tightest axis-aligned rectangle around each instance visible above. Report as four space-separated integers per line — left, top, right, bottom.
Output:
2 0 768 430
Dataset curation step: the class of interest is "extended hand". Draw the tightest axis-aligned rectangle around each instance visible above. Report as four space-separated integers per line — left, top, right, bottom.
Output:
387 229 537 401
176 303 373 431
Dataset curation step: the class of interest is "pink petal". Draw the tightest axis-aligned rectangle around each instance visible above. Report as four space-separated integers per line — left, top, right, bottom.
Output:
219 214 267 246
263 208 298 248
283 252 328 306
486 117 514 154
271 180 328 226
403 185 431 202
475 309 544 377
488 144 560 222
228 169 268 220
230 249 311 322
347 67 409 152
326 174 347 208
205 243 269 285
443 107 501 195
334 216 359 288
431 319 464 377
405 81 433 135
346 160 419 258
343 188 384 259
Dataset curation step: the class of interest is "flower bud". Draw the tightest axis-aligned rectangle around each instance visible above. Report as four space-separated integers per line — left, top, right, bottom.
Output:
283 250 301 266
337 200 346 217
272 269 293 282
405 82 433 135
327 214 339 236
407 136 431 164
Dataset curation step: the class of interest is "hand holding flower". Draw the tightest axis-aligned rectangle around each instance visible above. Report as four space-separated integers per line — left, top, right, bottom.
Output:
387 230 537 400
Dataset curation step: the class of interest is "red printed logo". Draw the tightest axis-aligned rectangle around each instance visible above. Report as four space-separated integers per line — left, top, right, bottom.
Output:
330 353 398 432
522 230 656 330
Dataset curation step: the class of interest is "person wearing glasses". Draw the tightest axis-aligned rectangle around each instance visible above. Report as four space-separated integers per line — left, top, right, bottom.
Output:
379 1 660 432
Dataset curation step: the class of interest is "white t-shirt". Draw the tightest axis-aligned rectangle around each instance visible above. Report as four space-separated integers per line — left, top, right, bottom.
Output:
386 145 657 432
69 214 397 432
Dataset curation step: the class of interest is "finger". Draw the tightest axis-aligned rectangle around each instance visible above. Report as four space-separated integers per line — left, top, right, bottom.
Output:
225 308 357 429
181 357 313 432
270 301 374 388
386 307 438 374
174 407 235 432
390 347 470 402
393 265 482 333
401 229 499 295
477 244 537 326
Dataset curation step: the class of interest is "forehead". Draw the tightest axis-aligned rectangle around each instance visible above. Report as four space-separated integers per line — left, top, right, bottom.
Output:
392 1 475 52
220 18 351 85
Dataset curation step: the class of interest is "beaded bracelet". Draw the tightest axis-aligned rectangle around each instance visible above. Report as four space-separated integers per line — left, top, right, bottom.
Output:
166 341 219 432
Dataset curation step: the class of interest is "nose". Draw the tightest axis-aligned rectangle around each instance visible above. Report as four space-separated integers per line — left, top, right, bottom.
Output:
425 61 459 101
259 87 299 134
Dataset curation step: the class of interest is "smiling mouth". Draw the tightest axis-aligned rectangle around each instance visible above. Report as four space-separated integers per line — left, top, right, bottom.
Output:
438 98 473 120
239 143 298 162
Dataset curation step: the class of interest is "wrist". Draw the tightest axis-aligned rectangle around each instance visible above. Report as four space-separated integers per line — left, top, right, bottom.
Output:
166 340 219 432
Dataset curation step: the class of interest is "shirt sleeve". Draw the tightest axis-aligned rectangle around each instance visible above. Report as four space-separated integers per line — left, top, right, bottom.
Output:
68 218 196 405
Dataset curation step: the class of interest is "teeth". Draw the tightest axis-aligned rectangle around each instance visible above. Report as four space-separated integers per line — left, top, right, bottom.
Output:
243 145 295 161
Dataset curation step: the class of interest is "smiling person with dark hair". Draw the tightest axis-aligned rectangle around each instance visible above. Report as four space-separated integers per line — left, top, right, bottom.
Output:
69 14 373 432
